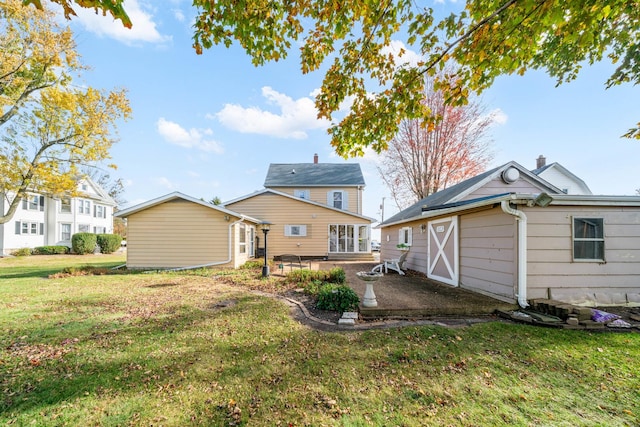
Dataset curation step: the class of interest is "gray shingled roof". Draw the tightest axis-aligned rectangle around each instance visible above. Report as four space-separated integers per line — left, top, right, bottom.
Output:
380 165 503 225
264 163 365 187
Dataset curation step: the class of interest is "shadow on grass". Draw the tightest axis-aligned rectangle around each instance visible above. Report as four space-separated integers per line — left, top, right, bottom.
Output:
0 262 130 280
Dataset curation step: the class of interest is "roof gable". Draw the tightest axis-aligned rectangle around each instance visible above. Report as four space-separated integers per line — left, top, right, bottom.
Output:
264 163 365 187
381 161 563 226
531 162 592 195
225 188 374 222
116 191 260 222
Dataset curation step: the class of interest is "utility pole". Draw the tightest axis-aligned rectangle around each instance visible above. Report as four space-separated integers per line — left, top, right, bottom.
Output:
380 197 385 222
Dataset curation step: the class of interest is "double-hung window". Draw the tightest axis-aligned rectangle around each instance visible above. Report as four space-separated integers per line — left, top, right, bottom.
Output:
94 205 106 218
573 218 604 261
327 190 348 210
60 198 71 213
22 195 44 211
285 225 307 237
78 224 90 232
61 223 71 241
398 227 413 247
78 200 91 215
294 189 310 200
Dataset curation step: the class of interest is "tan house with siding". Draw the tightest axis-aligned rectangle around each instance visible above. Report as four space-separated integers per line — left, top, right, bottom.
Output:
379 161 640 308
115 192 260 269
225 189 374 260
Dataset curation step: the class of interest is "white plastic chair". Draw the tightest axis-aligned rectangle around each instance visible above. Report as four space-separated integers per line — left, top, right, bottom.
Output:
372 250 409 275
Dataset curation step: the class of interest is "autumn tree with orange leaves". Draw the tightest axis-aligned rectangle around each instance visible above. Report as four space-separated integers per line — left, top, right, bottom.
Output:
378 73 495 210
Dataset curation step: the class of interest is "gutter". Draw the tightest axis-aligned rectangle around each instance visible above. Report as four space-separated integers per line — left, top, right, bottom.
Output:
500 201 529 308
165 217 246 272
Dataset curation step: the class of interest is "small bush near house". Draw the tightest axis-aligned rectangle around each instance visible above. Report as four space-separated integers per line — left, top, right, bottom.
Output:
32 245 69 255
240 259 267 269
316 283 360 312
96 234 122 254
286 267 346 285
10 247 32 257
72 233 97 255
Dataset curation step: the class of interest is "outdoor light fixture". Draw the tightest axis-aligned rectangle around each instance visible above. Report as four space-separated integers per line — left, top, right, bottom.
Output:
532 193 553 207
260 221 272 277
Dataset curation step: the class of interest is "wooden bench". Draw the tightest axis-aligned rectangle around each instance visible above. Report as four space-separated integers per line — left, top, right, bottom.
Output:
277 254 309 272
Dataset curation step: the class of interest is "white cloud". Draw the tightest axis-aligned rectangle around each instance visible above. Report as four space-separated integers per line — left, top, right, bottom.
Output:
215 87 330 139
72 0 171 45
156 118 224 154
380 40 423 68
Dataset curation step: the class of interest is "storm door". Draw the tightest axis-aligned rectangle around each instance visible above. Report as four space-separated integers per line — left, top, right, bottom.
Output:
427 216 459 286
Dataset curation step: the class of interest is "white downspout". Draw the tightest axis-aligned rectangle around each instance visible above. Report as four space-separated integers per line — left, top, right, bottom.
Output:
501 201 529 308
166 217 245 272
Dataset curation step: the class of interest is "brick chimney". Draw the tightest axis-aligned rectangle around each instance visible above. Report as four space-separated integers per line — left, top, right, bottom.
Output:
536 155 546 169
313 153 318 164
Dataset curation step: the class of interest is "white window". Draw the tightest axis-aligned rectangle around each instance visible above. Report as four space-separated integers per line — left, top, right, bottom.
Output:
294 189 310 199
93 226 106 234
573 218 604 261
94 205 106 218
398 227 413 247
285 225 307 237
15 221 44 235
60 198 71 213
78 224 90 232
61 223 71 241
22 195 44 211
78 200 91 214
327 190 348 210
239 224 247 254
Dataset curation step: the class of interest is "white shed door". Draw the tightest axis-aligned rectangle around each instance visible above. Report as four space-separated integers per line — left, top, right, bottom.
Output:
427 216 459 286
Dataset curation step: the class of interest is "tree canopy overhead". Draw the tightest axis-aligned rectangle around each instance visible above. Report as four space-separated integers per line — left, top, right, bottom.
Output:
34 0 640 155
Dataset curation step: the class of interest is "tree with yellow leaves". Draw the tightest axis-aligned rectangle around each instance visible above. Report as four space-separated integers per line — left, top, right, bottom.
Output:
0 0 131 224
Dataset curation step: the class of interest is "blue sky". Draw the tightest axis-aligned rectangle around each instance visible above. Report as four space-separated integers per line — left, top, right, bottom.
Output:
60 0 640 234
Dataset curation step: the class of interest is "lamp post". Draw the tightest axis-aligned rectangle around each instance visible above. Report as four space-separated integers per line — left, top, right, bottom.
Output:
260 221 271 277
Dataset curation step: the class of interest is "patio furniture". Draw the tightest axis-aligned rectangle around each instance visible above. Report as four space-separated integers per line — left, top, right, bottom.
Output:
372 250 409 275
278 254 309 272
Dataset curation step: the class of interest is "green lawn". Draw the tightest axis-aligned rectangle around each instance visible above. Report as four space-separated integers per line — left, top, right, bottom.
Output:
1 255 639 426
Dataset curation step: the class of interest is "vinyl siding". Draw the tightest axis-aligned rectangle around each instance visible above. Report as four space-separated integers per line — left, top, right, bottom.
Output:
379 221 427 274
227 192 371 257
525 205 640 303
126 199 236 268
268 186 362 214
463 177 544 200
458 208 516 300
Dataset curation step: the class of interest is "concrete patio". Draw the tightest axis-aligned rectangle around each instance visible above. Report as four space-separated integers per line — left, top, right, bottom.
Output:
315 260 519 319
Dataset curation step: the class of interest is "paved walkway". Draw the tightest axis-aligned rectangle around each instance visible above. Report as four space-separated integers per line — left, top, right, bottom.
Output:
314 260 518 319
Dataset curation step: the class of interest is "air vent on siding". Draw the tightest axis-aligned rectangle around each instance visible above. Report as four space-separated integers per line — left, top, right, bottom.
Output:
501 167 520 184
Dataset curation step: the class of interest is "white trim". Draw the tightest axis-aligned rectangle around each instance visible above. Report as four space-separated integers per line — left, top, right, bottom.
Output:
285 224 307 237
427 216 458 287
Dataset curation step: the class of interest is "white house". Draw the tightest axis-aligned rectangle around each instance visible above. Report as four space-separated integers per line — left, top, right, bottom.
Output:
0 177 116 255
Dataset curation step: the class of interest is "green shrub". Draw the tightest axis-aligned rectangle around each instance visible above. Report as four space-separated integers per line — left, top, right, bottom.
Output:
328 267 346 284
11 247 32 257
32 245 69 255
303 279 324 296
240 260 266 269
316 284 359 312
96 234 122 254
72 233 97 255
286 267 346 285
